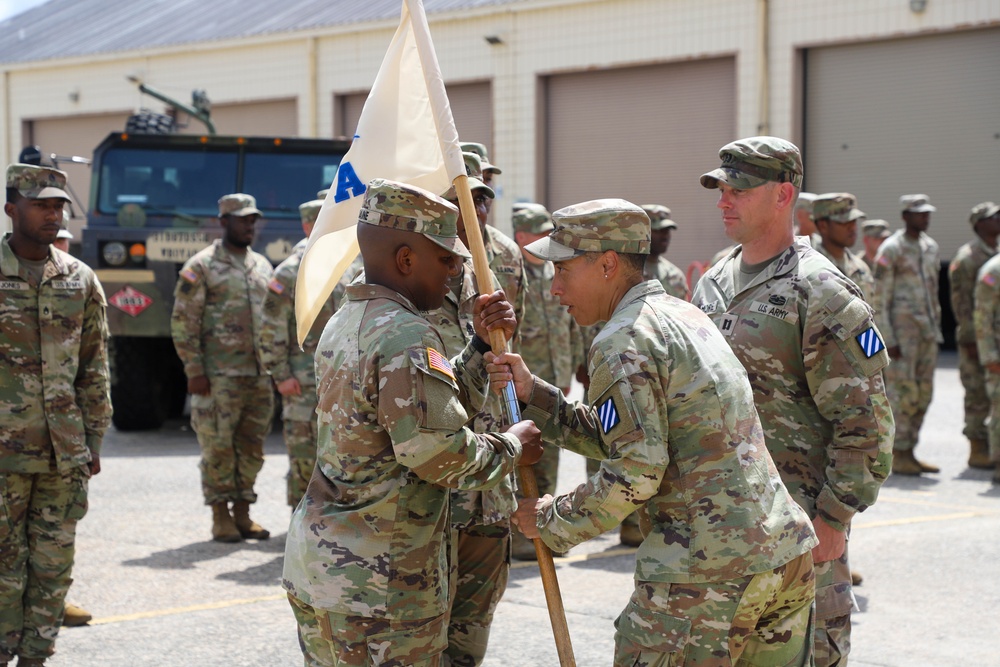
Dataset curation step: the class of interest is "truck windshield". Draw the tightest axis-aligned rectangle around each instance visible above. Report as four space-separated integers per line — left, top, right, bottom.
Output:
244 152 341 214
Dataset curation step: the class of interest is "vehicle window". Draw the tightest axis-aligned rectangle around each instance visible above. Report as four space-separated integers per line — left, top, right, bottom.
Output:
242 152 341 216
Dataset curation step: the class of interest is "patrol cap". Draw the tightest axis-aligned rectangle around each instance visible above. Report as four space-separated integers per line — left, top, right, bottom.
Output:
460 141 501 174
700 136 803 190
524 199 650 262
862 219 891 239
359 178 469 258
900 194 936 213
512 202 553 234
6 163 71 201
813 193 865 223
641 204 677 231
316 188 329 200
218 193 262 217
794 192 816 213
299 199 324 225
440 152 495 200
969 201 1000 226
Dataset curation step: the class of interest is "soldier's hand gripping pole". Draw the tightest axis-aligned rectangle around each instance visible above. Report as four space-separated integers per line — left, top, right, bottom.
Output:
453 174 576 667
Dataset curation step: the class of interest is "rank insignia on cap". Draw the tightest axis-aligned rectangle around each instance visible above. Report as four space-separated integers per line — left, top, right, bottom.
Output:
598 396 620 434
856 327 885 359
180 268 198 284
268 279 285 295
426 347 456 381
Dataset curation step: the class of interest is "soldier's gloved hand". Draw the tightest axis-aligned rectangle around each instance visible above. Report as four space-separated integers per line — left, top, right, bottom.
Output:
473 290 516 343
506 419 543 466
188 375 211 395
486 351 533 402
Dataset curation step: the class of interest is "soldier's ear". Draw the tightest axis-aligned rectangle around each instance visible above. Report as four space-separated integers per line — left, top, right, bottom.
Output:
395 244 415 275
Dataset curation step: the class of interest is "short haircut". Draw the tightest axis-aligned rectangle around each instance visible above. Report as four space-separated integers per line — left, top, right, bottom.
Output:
6 187 21 205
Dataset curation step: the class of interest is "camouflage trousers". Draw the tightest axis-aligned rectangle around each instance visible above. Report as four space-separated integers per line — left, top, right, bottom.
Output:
447 521 511 667
191 375 274 505
813 544 854 667
958 345 990 442
288 594 449 666
985 373 1000 462
612 552 815 667
884 335 938 451
0 467 89 661
283 418 318 508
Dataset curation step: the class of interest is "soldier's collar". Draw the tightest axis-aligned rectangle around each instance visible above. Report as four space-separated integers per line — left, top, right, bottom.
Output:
345 282 421 314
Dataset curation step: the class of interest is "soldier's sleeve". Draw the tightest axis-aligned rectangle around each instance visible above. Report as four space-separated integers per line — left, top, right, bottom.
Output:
259 271 294 382
805 288 894 532
974 269 1000 365
76 274 112 455
511 256 527 351
170 260 208 378
871 246 897 348
379 336 522 491
949 256 975 344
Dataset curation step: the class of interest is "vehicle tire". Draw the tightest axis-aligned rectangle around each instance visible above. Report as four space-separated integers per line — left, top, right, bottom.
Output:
124 109 176 135
110 336 169 431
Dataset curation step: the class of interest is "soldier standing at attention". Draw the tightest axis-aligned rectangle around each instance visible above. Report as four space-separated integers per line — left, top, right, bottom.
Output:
950 202 1000 470
793 191 817 238
495 198 818 667
872 194 942 476
282 179 541 667
260 199 336 509
691 137 894 666
171 194 274 542
860 219 891 270
640 204 688 300
974 249 1000 484
813 193 875 302
1 164 111 667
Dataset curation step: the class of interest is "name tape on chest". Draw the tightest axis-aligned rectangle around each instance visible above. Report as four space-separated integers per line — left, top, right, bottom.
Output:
698 301 718 315
426 347 456 381
0 280 29 290
856 326 885 359
749 299 797 323
598 396 620 434
51 280 83 290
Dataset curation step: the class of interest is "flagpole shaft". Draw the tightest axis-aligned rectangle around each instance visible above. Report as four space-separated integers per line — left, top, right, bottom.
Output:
453 174 577 667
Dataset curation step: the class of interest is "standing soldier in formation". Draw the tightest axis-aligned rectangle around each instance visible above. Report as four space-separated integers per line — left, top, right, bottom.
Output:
640 204 688 300
497 198 818 667
813 193 875 301
872 194 942 476
1 164 111 667
950 202 1000 470
461 141 501 190
861 219 891 270
692 137 894 666
282 179 541 667
793 191 817 240
260 199 336 509
974 248 1000 484
509 202 583 560
171 194 274 543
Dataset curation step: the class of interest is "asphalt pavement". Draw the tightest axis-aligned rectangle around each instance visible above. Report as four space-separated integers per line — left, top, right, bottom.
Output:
45 351 1000 666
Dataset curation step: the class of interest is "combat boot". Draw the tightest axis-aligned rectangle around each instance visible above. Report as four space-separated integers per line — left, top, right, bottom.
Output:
17 658 46 666
891 449 924 476
232 501 270 540
63 603 93 626
968 439 992 469
915 455 940 474
211 502 241 543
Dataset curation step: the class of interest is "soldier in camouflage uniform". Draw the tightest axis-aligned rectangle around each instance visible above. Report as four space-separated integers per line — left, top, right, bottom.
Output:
260 199 337 508
974 251 1000 484
460 141 500 190
951 202 1000 470
872 194 942 476
640 205 688 300
429 154 525 665
1 164 111 666
171 193 275 543
794 191 817 238
282 179 541 667
861 219 891 270
813 193 875 302
495 198 818 667
691 137 894 666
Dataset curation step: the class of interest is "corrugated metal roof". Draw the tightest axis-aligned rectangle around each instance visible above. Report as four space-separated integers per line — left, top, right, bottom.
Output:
0 0 525 65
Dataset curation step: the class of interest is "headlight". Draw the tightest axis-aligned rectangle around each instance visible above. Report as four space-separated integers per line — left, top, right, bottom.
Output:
102 242 127 266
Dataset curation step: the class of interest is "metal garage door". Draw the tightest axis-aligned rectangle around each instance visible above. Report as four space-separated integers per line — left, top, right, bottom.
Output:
543 57 736 277
804 27 1000 261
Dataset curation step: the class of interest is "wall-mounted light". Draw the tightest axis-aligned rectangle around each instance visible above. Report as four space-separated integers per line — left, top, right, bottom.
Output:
484 35 504 45
910 0 927 13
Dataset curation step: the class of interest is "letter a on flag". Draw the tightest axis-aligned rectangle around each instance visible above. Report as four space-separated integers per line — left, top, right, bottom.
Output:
295 0 466 344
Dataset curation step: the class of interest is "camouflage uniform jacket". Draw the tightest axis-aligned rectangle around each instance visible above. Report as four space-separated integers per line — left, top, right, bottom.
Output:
522 281 817 581
484 225 526 348
691 238 894 531
872 230 942 346
260 238 338 421
974 255 1000 366
0 235 111 473
282 283 521 619
520 261 583 389
815 243 875 303
171 239 273 378
643 254 688 300
950 235 997 345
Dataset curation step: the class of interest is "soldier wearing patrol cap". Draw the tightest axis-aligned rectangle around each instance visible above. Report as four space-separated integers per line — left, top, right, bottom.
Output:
171 193 275 543
260 199 339 509
282 178 541 667
460 141 501 189
861 219 891 269
813 192 875 301
950 202 1000 470
640 204 688 300
794 191 818 240
691 137 894 666
974 242 1000 485
2 164 111 665
495 197 818 666
872 194 942 476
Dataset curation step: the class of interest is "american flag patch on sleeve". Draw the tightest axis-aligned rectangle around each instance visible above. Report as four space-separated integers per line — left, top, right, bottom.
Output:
180 268 199 284
983 274 996 287
268 279 285 295
427 347 456 381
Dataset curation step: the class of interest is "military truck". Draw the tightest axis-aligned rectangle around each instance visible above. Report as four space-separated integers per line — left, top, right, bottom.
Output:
80 86 350 430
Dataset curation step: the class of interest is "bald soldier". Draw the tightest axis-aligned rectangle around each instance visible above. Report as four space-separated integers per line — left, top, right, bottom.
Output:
260 199 338 508
813 193 875 302
692 137 894 666
282 179 541 667
495 198 818 666
640 204 688 300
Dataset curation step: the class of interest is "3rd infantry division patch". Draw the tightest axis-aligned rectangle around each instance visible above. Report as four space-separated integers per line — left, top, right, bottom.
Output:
599 396 620 434
856 327 885 359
